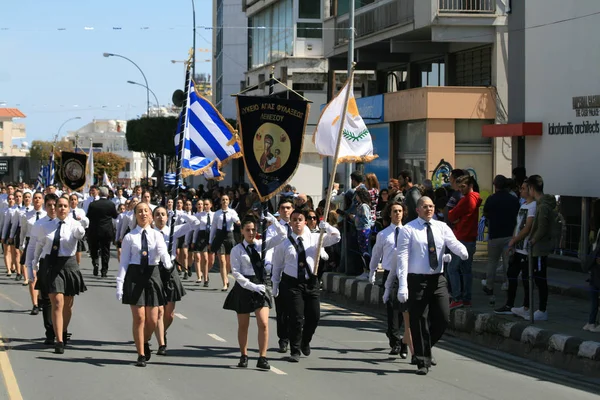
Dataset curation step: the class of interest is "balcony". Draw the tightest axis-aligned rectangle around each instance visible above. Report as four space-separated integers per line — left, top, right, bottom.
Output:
438 0 496 14
334 0 414 46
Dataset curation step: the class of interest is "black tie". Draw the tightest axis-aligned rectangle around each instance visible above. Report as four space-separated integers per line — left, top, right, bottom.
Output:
206 213 211 230
72 210 76 219
141 230 149 268
394 226 400 248
425 222 438 270
296 237 308 282
36 211 40 221
50 221 64 259
286 223 292 237
247 243 263 282
221 211 227 231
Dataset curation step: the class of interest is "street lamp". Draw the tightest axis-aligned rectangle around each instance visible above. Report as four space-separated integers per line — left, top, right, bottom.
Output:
104 52 151 182
191 0 196 80
127 80 160 112
57 116 81 146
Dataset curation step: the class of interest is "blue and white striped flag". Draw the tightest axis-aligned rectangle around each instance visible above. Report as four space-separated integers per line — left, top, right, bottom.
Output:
175 79 240 180
164 173 186 189
34 165 45 191
47 151 55 186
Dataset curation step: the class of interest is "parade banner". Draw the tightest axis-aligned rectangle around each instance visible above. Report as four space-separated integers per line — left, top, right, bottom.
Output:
236 95 310 202
60 151 88 191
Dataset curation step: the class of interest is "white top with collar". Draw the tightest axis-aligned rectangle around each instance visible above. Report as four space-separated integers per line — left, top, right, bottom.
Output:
25 216 54 269
118 226 172 271
209 208 240 243
156 214 200 256
9 205 31 238
369 223 403 273
20 208 47 248
33 217 88 262
272 224 340 285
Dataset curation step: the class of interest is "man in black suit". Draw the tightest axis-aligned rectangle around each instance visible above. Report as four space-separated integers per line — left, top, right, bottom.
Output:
87 186 118 277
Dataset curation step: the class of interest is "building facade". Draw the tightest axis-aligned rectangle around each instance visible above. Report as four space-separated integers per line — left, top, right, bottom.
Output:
485 0 599 260
0 108 28 157
322 0 512 197
65 120 152 188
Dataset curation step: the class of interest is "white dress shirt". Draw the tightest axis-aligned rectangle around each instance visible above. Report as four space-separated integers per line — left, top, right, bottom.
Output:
9 205 31 239
264 220 295 272
26 216 53 269
209 208 240 243
191 211 213 243
19 208 46 249
82 195 99 214
2 205 18 239
391 217 468 293
272 223 341 285
69 207 87 223
369 223 403 273
156 214 200 256
117 226 172 282
33 217 88 263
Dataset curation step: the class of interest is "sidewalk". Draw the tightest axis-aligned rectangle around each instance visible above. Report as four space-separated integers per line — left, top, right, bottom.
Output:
321 260 600 378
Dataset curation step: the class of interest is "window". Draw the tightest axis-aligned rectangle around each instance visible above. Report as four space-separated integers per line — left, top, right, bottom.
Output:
124 162 130 172
299 0 320 19
93 142 102 149
297 22 322 38
392 121 427 182
0 122 3 129
418 59 445 87
249 0 293 69
453 46 492 86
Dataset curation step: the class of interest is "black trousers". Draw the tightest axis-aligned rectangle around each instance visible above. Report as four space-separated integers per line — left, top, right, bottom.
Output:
382 270 404 348
506 253 530 308
89 236 112 273
281 274 320 356
275 295 289 344
408 273 449 368
37 262 54 340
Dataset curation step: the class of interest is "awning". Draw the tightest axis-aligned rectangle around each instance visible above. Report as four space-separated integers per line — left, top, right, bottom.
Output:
482 122 543 138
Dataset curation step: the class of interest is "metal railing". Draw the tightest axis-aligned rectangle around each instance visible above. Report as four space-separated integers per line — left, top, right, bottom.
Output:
335 0 414 46
438 0 496 14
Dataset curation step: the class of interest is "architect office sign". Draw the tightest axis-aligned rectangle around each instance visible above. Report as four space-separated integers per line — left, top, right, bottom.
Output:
548 94 600 135
0 160 8 175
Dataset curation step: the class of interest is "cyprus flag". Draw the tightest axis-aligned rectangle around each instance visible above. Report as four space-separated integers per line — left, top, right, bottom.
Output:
313 78 377 163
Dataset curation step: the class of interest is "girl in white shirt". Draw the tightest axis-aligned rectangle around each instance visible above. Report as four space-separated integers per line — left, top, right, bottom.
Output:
68 194 87 265
192 198 214 287
116 202 172 367
2 193 16 276
209 194 240 291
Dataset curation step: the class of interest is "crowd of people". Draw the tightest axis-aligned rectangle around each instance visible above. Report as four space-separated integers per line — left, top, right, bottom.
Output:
1 165 598 374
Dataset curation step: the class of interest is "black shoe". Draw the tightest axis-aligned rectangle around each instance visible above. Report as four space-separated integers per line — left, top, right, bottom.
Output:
30 306 39 315
187 269 193 277
63 332 69 345
431 357 437 366
288 353 300 363
400 343 408 359
183 273 188 280
278 340 288 354
416 366 429 375
157 345 167 356
483 286 494 296
164 332 167 346
54 342 64 354
494 305 513 315
203 281 209 288
93 267 99 276
410 355 418 365
101 271 107 278
257 357 270 370
44 337 55 346
237 355 248 368
15 274 22 281
144 342 152 361
389 345 400 356
136 355 146 367
300 342 311 357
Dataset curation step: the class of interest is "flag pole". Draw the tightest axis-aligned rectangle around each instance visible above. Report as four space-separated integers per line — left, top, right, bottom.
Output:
313 64 356 275
260 66 276 265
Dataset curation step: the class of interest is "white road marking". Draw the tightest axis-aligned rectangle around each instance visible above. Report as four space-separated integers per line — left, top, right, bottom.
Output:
338 340 388 343
174 313 188 320
207 333 227 342
270 366 287 375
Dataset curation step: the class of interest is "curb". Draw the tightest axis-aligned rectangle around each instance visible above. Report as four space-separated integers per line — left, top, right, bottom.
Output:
321 272 600 379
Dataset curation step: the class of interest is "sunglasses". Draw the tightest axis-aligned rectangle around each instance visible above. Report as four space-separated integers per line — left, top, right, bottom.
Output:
307 216 317 220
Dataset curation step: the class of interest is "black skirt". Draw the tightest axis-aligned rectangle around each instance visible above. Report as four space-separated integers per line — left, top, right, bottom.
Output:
77 239 87 252
211 230 236 255
14 227 20 250
176 236 186 249
159 263 186 303
47 256 87 296
20 237 29 265
194 230 209 252
122 264 165 307
223 276 272 314
34 257 49 292
3 222 11 242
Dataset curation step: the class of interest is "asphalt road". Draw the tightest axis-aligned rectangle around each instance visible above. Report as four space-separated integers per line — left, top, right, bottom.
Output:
0 253 598 400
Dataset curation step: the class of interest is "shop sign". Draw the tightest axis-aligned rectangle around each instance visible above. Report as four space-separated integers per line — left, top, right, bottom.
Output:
548 94 600 135
0 160 8 175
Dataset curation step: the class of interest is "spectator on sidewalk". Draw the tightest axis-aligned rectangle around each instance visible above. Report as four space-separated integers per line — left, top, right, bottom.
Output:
482 175 520 299
494 181 536 316
447 175 481 309
353 187 374 281
524 175 555 321
443 169 466 226
399 170 421 223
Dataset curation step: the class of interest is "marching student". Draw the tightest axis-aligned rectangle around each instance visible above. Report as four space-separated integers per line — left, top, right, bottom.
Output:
32 196 89 354
370 201 409 359
394 197 468 375
192 199 214 286
114 203 128 261
272 209 341 362
152 206 200 356
174 198 186 275
69 194 87 265
11 190 32 284
209 194 240 291
223 214 287 370
182 199 195 280
2 193 17 276
116 202 172 367
20 191 46 315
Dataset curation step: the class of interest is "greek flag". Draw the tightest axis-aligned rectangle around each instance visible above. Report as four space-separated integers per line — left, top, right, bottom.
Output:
34 165 45 191
175 79 240 180
164 173 185 189
47 151 55 185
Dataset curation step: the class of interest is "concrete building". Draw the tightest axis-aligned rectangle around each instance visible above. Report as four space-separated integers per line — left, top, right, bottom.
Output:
64 119 152 187
0 108 28 157
484 0 599 261
322 0 512 197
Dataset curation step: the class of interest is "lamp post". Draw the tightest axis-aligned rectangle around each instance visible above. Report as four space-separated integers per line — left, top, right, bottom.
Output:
103 52 151 183
57 116 81 147
127 80 160 112
191 0 196 80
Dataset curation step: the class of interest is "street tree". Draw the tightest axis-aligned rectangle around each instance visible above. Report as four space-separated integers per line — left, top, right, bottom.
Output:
94 152 128 182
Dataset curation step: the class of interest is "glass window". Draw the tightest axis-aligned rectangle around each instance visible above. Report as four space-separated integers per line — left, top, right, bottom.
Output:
285 0 293 56
297 22 322 38
393 121 427 182
419 59 445 87
455 120 493 145
299 0 320 19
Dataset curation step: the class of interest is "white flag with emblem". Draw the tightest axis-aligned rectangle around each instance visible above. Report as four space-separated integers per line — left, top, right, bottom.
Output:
313 78 378 163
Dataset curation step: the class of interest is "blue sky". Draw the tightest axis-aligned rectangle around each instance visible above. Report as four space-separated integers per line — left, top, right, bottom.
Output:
0 0 214 144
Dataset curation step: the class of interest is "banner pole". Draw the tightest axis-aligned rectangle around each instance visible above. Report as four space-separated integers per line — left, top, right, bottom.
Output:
314 65 355 275
261 66 276 265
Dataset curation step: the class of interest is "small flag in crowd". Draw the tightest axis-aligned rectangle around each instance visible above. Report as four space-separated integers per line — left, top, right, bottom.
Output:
35 164 45 191
175 79 241 180
47 150 55 185
102 171 114 191
313 76 377 163
164 173 186 189
83 142 95 193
